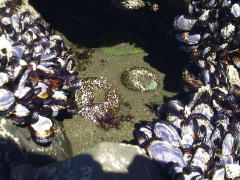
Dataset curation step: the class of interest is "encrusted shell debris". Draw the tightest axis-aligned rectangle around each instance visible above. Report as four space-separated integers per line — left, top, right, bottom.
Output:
121 67 158 92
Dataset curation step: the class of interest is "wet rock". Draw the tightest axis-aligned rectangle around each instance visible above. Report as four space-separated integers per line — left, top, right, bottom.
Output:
10 142 163 180
0 118 72 166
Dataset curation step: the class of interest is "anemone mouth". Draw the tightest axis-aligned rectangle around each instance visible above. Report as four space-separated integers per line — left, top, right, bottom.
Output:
100 31 146 56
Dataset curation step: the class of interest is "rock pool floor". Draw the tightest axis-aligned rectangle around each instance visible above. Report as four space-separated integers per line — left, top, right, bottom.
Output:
63 41 177 156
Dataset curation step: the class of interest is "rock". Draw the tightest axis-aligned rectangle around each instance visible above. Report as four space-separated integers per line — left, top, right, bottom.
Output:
109 0 146 11
109 0 189 10
0 118 72 166
10 142 163 180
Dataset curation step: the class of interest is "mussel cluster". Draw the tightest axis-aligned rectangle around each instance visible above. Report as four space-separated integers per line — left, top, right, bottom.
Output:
134 0 240 179
0 8 80 146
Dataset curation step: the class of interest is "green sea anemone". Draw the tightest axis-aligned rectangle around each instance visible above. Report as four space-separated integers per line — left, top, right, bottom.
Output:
121 67 158 92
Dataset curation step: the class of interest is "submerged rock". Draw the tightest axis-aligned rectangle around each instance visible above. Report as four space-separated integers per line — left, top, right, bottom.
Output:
0 117 72 166
10 142 163 180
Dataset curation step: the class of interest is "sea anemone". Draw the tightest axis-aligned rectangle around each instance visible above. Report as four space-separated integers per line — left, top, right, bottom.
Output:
121 67 158 92
75 77 121 128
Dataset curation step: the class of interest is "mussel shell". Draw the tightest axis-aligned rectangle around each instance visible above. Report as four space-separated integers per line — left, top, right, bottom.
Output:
189 113 213 140
10 104 31 125
225 164 240 179
133 124 153 146
153 121 181 147
198 9 210 22
165 110 184 128
173 15 197 31
190 146 212 173
176 32 201 45
210 167 225 180
30 131 54 146
213 114 229 128
220 23 235 42
28 115 54 145
210 125 225 147
167 100 184 112
147 140 186 169
180 118 198 146
231 56 240 69
0 72 9 87
191 101 214 120
222 133 235 156
181 166 204 179
0 89 15 114
230 3 240 18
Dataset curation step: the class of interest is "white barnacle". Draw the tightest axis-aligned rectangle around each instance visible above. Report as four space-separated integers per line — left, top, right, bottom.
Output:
221 23 235 40
226 65 240 87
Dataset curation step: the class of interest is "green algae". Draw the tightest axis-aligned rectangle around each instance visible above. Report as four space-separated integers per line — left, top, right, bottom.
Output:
100 31 146 56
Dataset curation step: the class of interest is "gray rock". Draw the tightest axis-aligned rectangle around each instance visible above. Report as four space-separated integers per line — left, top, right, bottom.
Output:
10 142 163 180
109 0 189 10
0 118 72 166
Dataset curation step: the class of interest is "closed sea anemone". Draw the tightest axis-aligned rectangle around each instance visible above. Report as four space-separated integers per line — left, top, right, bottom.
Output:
75 77 121 129
121 67 158 92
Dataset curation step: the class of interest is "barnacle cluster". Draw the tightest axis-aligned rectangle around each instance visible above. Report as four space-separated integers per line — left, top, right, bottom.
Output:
0 7 80 146
134 0 240 179
75 77 121 130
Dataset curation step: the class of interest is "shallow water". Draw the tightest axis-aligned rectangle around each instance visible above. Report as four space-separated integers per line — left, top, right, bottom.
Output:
27 0 188 156
63 41 177 156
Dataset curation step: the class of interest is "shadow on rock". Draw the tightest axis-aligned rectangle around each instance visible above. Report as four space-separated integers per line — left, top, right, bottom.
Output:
29 0 188 94
0 138 57 167
0 138 56 180
10 153 164 180
0 117 73 168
